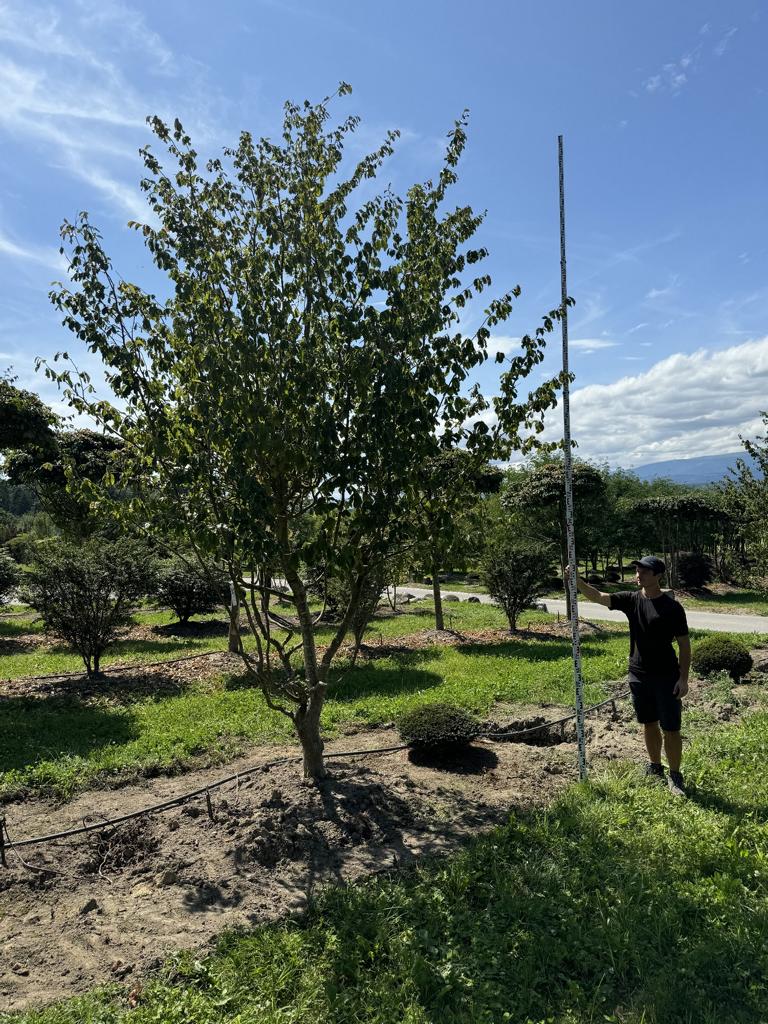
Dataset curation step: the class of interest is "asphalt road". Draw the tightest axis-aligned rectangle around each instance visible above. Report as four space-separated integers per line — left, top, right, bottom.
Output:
399 587 768 635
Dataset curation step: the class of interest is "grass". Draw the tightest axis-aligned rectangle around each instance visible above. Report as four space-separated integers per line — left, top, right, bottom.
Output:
0 613 628 801
6 711 768 1023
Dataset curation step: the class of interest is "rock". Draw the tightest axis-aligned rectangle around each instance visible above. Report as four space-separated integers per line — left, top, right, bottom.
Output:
750 650 768 674
167 818 180 832
22 910 43 925
78 898 100 916
467 596 481 603
444 594 460 602
157 868 178 886
11 962 29 976
110 959 133 979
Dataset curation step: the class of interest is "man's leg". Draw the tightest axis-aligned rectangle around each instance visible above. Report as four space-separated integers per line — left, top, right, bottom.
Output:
663 730 682 772
643 721 663 764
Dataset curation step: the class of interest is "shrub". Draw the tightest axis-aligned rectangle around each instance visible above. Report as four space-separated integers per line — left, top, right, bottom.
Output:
5 532 36 564
677 551 714 589
25 539 154 676
605 570 621 584
398 703 480 752
482 543 552 631
587 573 604 585
155 557 227 624
0 548 21 602
692 635 753 682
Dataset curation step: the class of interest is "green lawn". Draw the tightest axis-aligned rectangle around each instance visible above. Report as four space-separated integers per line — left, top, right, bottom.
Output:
6 711 768 1024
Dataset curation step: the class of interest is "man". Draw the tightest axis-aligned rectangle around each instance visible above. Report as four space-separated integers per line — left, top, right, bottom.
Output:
568 556 691 796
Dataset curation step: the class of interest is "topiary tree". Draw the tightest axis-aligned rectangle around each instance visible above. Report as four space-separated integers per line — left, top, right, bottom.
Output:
691 635 753 683
0 549 20 603
677 551 714 590
155 557 227 625
482 542 552 631
25 539 154 676
398 702 480 752
43 89 564 778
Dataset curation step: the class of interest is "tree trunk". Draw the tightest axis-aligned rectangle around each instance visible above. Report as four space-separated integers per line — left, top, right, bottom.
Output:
228 581 241 653
295 695 326 779
432 558 444 630
92 651 100 676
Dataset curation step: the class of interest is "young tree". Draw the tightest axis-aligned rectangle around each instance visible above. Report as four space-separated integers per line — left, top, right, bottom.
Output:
482 541 552 631
155 557 227 625
44 88 563 778
722 411 768 582
25 540 153 677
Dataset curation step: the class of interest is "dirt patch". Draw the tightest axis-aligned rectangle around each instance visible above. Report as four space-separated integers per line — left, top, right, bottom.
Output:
1 699 641 1011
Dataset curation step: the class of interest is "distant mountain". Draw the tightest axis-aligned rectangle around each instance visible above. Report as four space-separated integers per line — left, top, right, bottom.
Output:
628 452 759 486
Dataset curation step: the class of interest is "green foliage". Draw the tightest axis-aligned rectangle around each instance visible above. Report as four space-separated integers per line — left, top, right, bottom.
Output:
692 635 754 682
0 375 57 454
24 539 154 676
41 88 566 775
482 540 551 630
6 428 124 538
0 548 20 601
677 550 715 588
5 531 37 564
155 557 227 624
397 701 480 751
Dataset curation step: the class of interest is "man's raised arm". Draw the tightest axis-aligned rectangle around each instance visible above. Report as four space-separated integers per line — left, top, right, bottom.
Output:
565 566 613 607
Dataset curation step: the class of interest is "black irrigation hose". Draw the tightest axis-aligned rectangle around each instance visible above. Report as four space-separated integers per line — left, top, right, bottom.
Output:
1 691 628 854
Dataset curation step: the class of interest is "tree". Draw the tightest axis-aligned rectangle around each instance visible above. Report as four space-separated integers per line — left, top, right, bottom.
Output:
44 88 563 778
502 458 606 615
25 539 153 676
482 541 552 631
6 429 124 538
722 411 768 583
413 449 502 630
0 375 58 456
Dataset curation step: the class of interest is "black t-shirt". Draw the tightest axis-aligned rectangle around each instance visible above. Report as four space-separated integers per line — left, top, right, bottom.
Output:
609 591 689 681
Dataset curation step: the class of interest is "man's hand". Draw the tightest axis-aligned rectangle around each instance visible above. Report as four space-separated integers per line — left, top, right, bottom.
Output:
674 676 689 699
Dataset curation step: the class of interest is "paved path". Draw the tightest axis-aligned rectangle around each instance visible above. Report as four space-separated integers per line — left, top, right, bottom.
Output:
399 587 768 635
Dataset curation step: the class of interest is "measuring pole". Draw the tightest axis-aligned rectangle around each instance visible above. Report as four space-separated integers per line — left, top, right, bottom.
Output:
558 135 587 780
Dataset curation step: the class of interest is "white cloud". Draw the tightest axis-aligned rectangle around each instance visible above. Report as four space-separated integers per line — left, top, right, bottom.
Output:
627 322 649 334
0 227 66 270
537 337 768 466
485 335 521 357
569 338 620 354
0 1 227 223
714 27 738 57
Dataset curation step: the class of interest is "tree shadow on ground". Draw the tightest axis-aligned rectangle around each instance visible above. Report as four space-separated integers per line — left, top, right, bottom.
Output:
0 695 139 774
454 638 572 662
1 668 195 707
108 637 218 659
326 664 445 704
152 619 251 639
407 744 498 775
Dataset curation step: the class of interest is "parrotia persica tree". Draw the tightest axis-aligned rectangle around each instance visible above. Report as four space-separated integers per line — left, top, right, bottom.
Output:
44 86 564 778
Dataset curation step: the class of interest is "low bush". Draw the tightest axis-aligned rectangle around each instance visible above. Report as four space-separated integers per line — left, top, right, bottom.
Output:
398 702 480 752
155 557 227 624
692 635 753 682
0 549 21 602
24 538 154 677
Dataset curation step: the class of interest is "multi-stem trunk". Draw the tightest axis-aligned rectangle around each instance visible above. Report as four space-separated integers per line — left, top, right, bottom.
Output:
284 564 327 780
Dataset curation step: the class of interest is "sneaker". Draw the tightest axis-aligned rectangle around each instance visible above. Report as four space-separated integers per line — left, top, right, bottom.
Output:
644 762 665 783
667 770 686 798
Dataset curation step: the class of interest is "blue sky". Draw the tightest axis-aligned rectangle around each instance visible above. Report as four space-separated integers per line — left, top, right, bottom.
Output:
1 0 767 468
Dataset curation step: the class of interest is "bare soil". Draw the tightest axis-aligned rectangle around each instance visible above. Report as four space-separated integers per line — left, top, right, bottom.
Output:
1 697 639 1011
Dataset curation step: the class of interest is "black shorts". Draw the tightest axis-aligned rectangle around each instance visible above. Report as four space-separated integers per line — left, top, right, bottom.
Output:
629 674 682 731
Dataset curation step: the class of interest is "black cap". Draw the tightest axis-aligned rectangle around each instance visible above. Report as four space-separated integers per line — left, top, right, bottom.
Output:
630 556 666 576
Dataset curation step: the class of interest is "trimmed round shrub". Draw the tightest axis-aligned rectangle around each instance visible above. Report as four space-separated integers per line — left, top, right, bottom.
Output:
677 551 714 589
692 635 753 682
587 574 604 585
605 570 621 584
398 703 480 752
